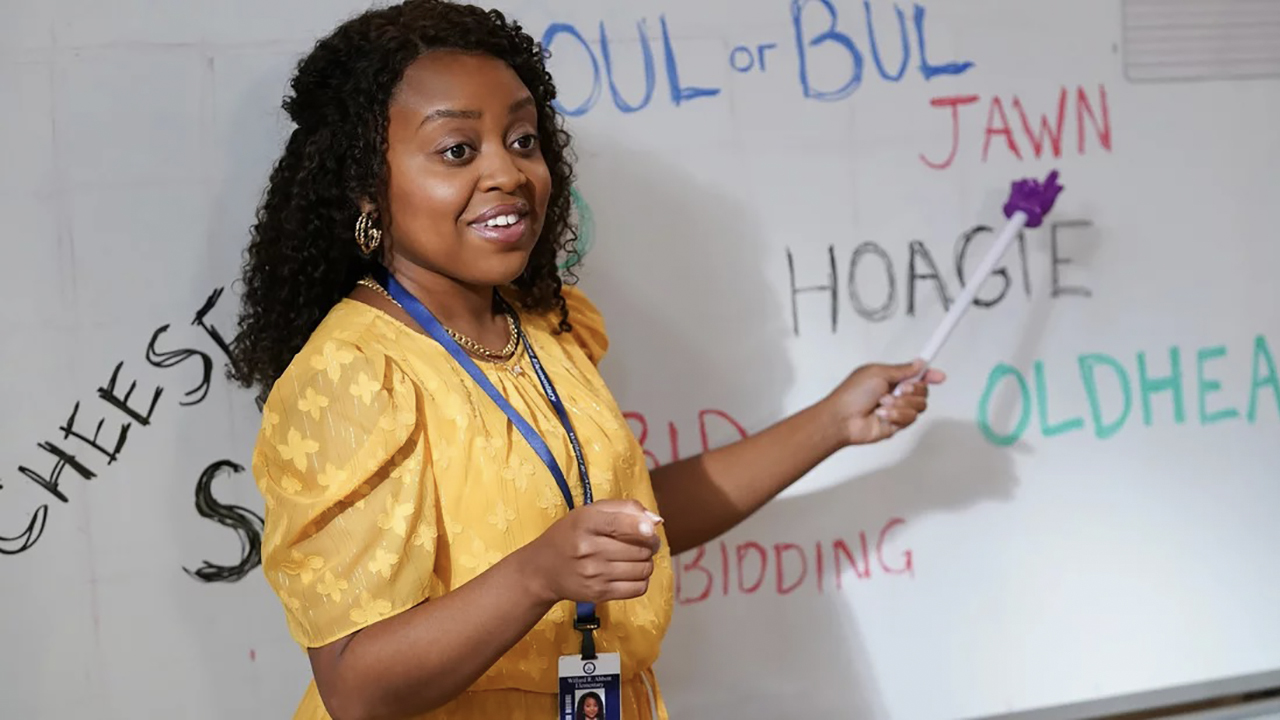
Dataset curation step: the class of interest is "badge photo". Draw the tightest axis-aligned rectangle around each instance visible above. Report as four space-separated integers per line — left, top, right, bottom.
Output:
559 653 621 720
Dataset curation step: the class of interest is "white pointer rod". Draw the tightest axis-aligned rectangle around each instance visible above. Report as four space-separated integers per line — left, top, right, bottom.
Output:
917 209 1027 367
897 169 1065 391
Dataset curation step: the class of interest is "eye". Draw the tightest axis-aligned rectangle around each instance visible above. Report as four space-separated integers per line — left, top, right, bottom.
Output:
512 134 538 151
441 144 472 161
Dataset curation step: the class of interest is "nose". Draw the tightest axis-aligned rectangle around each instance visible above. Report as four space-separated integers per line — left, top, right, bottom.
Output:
479 146 526 194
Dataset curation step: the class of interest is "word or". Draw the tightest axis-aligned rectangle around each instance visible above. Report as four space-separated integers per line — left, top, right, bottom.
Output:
624 409 749 469
0 289 262 584
674 517 912 604
539 1 974 116
976 335 1280 445
786 218 1093 336
921 85 1112 170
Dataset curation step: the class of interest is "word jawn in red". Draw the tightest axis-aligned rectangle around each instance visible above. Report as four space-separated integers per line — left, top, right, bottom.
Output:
674 517 912 604
921 84 1112 170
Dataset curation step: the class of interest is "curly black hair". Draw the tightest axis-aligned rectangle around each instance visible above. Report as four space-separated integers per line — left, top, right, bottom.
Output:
227 0 580 405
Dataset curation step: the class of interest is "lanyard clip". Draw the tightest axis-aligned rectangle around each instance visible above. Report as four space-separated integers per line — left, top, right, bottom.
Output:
574 603 600 661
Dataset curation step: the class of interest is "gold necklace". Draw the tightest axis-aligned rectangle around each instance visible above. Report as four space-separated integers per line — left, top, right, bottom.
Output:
356 276 522 367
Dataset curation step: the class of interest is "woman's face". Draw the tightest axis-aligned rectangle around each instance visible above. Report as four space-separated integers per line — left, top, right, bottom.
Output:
582 696 599 719
380 50 552 288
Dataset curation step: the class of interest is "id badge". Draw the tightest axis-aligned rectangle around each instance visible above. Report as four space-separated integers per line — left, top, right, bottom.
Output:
558 652 621 720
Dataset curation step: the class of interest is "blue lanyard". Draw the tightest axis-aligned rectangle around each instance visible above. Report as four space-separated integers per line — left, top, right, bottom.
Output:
377 270 602 658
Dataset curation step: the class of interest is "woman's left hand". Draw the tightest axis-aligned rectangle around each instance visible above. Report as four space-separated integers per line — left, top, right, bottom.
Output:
822 359 947 446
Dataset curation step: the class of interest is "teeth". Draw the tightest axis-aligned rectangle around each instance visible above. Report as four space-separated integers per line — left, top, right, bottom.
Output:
483 213 521 227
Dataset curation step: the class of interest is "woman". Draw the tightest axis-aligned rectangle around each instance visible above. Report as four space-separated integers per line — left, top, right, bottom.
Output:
577 692 605 720
228 1 945 719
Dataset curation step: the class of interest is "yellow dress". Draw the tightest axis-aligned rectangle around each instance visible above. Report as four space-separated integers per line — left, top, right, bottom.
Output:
251 286 674 719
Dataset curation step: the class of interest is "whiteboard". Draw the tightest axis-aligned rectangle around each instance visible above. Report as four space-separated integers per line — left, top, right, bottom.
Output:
3 0 1279 718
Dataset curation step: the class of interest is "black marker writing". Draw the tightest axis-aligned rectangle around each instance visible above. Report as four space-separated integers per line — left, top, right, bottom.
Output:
907 239 952 316
96 362 162 426
184 460 264 584
786 245 838 336
0 506 48 555
19 441 96 503
61 401 130 464
786 219 1095 336
146 325 214 406
1051 219 1093 298
848 242 897 322
955 224 1030 307
2 285 244 558
192 287 238 372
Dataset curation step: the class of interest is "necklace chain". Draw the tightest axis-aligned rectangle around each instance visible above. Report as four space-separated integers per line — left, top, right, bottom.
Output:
356 276 521 364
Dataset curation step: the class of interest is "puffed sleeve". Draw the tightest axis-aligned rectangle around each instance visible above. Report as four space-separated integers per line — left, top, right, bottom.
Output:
252 338 440 648
560 284 609 366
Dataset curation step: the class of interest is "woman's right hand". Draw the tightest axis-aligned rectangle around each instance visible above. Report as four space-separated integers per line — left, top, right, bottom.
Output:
518 499 663 605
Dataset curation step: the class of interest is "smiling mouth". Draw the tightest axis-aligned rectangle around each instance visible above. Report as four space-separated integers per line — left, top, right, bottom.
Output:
469 212 530 244
479 212 522 228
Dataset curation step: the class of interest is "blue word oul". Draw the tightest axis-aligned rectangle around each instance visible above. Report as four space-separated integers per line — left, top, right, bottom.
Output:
540 17 717 116
975 336 1280 445
540 1 975 116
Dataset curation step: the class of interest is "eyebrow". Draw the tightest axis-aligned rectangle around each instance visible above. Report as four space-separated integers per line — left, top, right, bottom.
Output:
508 96 536 114
419 108 480 126
418 96 538 128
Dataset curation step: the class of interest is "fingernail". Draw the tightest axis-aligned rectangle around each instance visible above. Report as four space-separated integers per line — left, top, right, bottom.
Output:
639 521 654 536
645 510 664 524
875 407 889 419
879 394 893 406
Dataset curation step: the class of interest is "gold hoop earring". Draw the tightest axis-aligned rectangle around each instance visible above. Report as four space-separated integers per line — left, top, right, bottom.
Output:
355 212 382 255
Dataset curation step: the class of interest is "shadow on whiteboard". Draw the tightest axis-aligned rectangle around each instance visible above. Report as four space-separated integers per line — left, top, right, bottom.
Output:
658 418 1023 720
815 416 1023 519
563 121 1027 718
573 131 796 464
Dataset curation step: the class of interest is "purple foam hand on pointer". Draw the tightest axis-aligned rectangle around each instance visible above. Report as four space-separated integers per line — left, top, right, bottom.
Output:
1002 169 1064 228
897 169 1067 386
